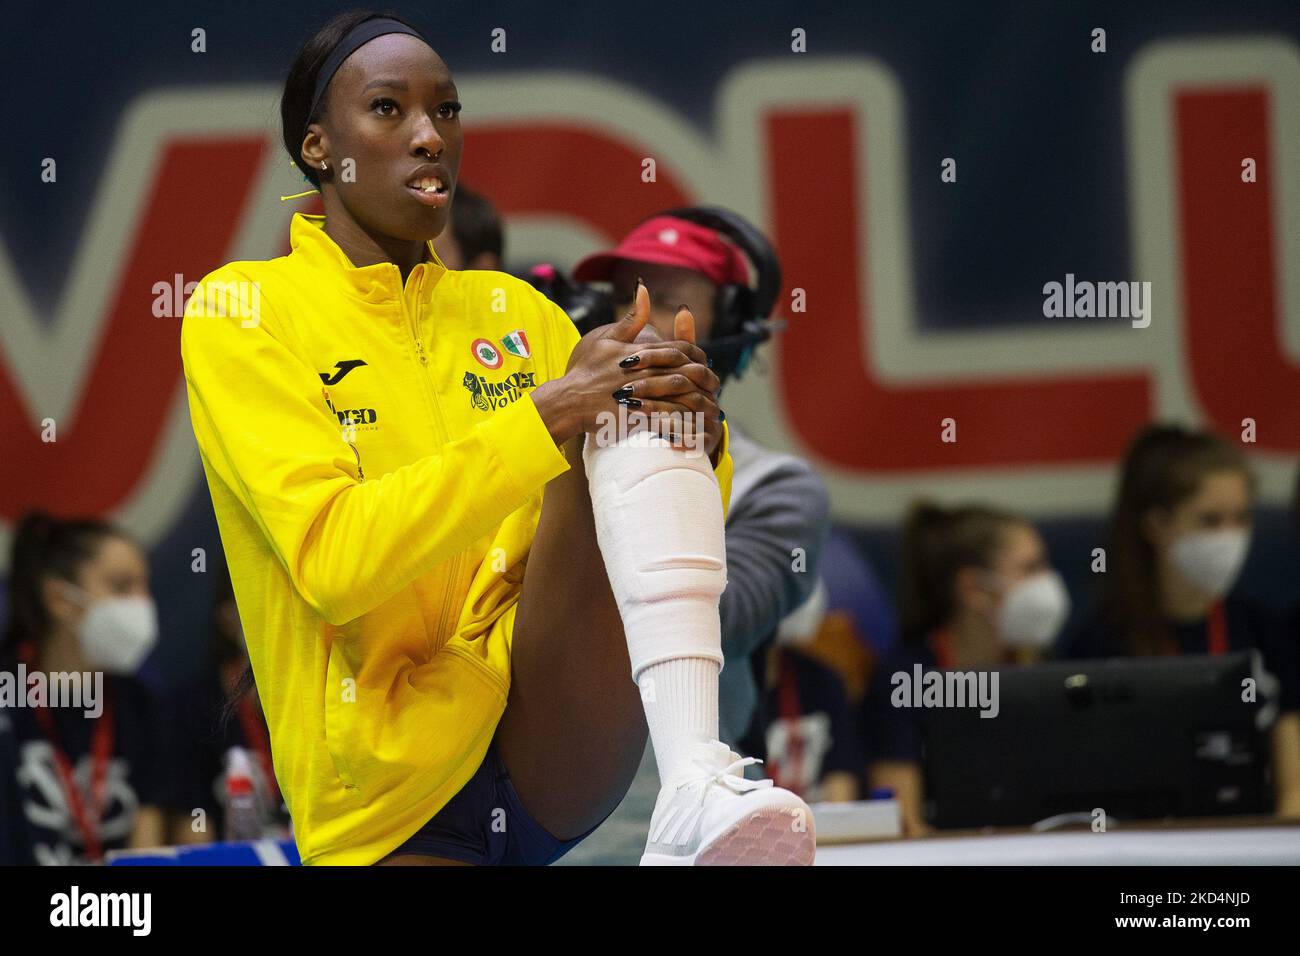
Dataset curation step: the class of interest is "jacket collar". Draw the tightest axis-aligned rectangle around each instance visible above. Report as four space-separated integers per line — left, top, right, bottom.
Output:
288 213 447 302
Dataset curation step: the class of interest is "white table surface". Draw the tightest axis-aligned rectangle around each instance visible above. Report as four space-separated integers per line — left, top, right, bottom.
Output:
815 825 1300 865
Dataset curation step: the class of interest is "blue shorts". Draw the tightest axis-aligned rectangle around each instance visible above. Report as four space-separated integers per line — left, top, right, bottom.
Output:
386 739 600 865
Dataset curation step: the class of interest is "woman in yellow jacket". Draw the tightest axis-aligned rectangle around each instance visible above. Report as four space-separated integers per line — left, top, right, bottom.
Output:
179 10 813 866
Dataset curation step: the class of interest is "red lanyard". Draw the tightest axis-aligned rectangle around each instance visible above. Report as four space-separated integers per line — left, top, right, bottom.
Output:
20 643 115 862
236 694 280 807
775 652 803 792
33 699 115 862
929 629 955 670
1206 601 1228 656
1166 602 1228 656
36 703 114 863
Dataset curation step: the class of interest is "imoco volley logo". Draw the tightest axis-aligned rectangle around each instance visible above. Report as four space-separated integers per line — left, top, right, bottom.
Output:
462 371 538 411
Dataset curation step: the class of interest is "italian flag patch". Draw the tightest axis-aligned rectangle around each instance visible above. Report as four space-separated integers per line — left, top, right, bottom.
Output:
501 329 531 359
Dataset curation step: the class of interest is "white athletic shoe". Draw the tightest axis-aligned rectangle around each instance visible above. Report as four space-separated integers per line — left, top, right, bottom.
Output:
639 740 816 866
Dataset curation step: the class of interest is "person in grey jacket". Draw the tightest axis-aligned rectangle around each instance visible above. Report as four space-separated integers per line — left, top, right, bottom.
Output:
717 425 832 742
557 211 831 863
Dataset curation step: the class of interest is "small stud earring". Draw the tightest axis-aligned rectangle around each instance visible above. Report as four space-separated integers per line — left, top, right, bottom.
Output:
320 161 327 171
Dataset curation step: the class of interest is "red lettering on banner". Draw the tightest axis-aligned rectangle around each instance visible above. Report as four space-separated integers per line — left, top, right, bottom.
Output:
768 108 1153 471
3 91 1294 531
1177 88 1300 448
0 138 266 520
461 124 693 241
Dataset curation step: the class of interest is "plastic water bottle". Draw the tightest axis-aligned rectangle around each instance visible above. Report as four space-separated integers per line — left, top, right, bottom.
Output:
223 746 263 842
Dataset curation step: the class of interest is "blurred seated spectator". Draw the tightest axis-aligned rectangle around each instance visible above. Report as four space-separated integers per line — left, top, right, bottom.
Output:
1062 424 1300 818
742 582 863 802
863 500 1071 836
0 511 168 864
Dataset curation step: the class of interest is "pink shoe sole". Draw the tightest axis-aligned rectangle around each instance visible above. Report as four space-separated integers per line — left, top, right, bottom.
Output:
695 806 817 866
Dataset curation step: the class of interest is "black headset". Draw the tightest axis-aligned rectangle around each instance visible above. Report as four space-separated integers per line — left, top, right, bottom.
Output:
528 205 782 383
655 206 782 382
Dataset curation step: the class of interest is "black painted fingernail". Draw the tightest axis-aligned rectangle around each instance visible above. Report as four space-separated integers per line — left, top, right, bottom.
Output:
636 276 644 291
719 408 726 421
677 303 689 312
612 385 634 399
617 396 643 408
619 354 640 368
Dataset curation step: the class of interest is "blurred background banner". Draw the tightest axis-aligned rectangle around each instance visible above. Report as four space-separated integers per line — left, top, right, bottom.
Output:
1 0 1298 685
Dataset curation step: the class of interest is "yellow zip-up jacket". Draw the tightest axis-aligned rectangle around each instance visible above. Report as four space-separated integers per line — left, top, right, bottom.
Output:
180 213 732 865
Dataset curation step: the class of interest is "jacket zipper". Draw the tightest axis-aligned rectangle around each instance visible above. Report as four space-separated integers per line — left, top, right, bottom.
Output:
401 266 463 653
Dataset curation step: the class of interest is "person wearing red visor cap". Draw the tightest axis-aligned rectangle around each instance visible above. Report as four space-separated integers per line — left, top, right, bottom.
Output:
562 212 836 864
573 215 752 357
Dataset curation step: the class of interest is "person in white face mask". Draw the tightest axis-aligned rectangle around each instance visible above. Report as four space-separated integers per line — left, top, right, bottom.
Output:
52 581 159 678
1062 424 1300 819
0 511 169 864
862 501 1071 837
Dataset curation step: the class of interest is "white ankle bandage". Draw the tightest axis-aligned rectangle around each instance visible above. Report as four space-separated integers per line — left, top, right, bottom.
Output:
583 429 727 680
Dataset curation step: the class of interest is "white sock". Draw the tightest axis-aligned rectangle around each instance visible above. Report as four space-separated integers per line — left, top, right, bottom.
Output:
583 428 727 789
639 657 721 786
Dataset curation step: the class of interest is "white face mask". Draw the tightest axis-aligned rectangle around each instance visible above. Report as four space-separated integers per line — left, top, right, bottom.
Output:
1169 528 1251 599
61 583 159 675
993 570 1071 650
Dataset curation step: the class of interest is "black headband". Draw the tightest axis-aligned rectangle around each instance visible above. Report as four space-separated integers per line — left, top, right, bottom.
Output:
305 17 429 136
